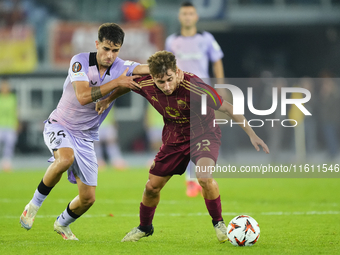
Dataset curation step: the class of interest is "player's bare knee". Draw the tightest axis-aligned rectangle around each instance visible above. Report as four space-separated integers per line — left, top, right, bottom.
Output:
145 182 161 198
86 197 95 207
55 155 74 172
197 178 213 189
80 195 95 208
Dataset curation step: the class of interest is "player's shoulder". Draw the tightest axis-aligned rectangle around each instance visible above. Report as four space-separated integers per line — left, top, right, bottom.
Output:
71 52 90 63
201 31 215 40
114 57 139 69
135 75 154 86
113 57 128 65
111 57 126 68
70 52 90 69
167 33 179 39
181 72 205 88
183 71 200 81
166 33 180 42
69 52 91 74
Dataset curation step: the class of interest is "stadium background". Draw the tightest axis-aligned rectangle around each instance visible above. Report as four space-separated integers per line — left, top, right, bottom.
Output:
1 0 339 168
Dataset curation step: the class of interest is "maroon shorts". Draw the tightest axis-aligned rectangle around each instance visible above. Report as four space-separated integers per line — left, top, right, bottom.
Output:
149 131 221 177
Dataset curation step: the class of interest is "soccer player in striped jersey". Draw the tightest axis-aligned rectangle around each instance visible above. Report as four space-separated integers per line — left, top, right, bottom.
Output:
96 51 269 243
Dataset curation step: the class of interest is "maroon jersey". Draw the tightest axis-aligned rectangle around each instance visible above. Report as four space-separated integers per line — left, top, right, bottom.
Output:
134 72 223 145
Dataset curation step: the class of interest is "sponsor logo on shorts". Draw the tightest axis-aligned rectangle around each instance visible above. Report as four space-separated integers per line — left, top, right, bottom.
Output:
72 62 82 72
150 160 155 170
55 138 62 146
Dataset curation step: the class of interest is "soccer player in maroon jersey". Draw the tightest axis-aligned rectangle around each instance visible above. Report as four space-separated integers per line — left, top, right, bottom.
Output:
96 51 269 243
166 2 227 197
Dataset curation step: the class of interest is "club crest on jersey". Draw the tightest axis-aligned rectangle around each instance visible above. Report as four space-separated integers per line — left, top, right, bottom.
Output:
177 100 188 109
72 62 82 73
165 106 180 118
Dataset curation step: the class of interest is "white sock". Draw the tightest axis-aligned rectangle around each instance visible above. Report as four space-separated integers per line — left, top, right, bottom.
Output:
31 189 47 207
57 208 77 227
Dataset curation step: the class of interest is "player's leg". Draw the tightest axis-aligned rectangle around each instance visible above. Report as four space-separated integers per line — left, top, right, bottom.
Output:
106 126 127 170
54 176 96 240
54 136 97 240
196 157 220 199
20 147 74 230
121 173 171 242
1 129 17 171
196 157 228 243
122 143 188 242
43 148 75 186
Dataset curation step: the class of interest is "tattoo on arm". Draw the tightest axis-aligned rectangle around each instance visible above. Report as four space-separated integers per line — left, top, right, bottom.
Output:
91 87 103 102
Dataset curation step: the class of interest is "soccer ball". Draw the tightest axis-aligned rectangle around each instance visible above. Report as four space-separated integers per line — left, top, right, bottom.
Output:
226 215 260 246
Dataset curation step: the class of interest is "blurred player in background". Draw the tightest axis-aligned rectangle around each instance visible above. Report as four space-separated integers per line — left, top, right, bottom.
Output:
0 79 19 172
95 107 127 171
96 51 269 243
19 23 149 240
165 2 226 197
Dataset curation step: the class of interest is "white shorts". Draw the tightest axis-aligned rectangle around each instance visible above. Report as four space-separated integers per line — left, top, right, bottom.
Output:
43 120 98 186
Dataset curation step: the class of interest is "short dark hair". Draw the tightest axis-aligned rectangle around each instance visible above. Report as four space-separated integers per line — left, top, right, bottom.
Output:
98 23 124 46
147 51 177 79
181 2 194 7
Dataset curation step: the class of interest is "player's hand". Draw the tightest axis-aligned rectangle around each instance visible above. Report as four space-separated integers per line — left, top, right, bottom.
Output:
250 135 270 154
117 68 141 90
176 66 184 85
95 98 110 115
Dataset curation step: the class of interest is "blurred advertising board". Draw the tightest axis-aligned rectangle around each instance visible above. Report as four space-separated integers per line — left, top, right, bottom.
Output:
0 25 37 74
49 21 164 68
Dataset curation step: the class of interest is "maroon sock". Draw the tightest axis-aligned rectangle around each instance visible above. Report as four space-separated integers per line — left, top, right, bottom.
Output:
204 195 223 222
140 202 156 226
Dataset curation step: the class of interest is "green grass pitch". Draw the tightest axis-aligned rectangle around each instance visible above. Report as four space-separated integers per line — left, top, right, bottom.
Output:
1 168 339 254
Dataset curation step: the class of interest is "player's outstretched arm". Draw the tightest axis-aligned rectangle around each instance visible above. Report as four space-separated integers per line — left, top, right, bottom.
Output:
132 64 184 84
217 101 270 154
72 68 140 106
95 87 131 115
132 64 150 75
212 59 224 79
